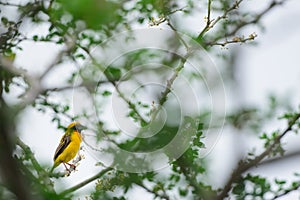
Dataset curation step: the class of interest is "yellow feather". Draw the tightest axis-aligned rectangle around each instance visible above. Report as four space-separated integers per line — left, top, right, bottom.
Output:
50 122 85 173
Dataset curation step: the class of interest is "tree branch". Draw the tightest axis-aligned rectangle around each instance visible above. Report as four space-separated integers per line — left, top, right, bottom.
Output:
0 97 33 200
39 38 75 80
77 44 149 125
148 6 187 26
217 113 300 200
197 0 214 39
197 0 244 41
158 56 186 107
226 0 284 38
148 19 192 124
271 182 300 200
15 137 44 172
208 0 287 45
0 1 22 7
135 182 171 200
259 148 300 167
59 167 113 196
205 32 257 47
0 56 40 108
167 19 189 50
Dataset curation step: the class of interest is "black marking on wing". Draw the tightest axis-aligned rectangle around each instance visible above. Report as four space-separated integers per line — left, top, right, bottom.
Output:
53 134 71 161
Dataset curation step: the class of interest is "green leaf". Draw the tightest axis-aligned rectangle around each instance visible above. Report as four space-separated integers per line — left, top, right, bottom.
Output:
232 182 245 195
104 67 122 81
102 90 112 97
138 17 145 23
75 53 85 59
179 187 188 196
59 0 121 29
32 35 39 41
275 179 286 185
1 17 8 25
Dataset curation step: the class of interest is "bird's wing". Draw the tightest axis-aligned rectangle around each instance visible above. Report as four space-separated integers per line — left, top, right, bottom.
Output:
53 133 71 161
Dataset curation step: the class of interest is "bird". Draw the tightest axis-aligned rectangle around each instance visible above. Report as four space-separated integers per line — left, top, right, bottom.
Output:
50 122 86 173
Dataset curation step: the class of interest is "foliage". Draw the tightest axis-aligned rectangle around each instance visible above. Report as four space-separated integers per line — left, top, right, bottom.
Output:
0 0 298 200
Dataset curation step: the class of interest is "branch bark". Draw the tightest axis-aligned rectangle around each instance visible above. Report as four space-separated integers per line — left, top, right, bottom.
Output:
216 113 300 200
59 167 113 196
0 98 33 200
206 0 287 46
135 182 171 200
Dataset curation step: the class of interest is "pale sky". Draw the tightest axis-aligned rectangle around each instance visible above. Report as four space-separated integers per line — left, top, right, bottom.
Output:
4 0 300 199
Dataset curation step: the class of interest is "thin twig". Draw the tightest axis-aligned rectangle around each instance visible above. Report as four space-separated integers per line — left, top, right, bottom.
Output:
0 57 41 108
271 182 300 200
16 137 55 192
158 56 186 107
197 0 244 40
16 137 46 174
206 33 257 47
229 0 284 38
148 6 187 26
77 44 148 124
41 79 109 94
39 40 75 80
197 0 214 38
167 6 188 15
149 21 191 123
47 0 55 10
0 1 22 7
217 113 300 200
167 19 189 50
135 182 171 200
59 167 113 196
113 82 148 124
208 0 286 45
259 148 300 167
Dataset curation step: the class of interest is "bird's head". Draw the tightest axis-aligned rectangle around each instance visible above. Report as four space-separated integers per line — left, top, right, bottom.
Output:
67 122 87 133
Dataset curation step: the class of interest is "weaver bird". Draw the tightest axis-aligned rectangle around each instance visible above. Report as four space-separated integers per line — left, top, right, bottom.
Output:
50 122 86 173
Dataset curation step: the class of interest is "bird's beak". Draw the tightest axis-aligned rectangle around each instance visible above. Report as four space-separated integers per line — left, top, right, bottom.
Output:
75 124 87 133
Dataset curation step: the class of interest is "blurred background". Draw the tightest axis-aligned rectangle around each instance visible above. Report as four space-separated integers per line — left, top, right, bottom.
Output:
1 0 300 199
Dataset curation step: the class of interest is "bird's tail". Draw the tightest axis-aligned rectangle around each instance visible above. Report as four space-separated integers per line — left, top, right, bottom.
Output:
49 163 58 174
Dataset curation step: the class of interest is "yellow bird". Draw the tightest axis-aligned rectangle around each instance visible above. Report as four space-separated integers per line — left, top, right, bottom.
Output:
50 122 86 173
